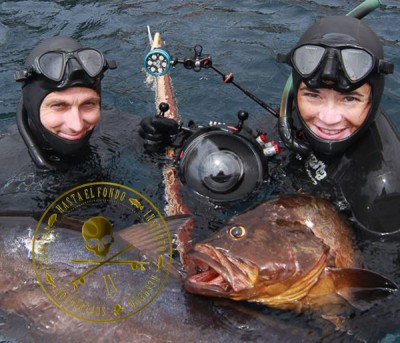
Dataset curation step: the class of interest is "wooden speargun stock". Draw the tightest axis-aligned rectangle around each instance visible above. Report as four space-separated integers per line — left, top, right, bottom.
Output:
148 28 193 260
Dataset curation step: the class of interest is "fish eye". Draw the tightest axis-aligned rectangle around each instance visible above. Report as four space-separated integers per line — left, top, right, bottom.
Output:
228 225 246 239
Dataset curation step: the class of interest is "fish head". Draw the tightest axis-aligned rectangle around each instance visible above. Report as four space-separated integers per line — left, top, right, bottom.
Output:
184 200 329 302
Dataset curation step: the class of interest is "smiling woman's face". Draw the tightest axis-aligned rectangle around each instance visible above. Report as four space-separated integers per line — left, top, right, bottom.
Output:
297 82 372 140
40 87 100 141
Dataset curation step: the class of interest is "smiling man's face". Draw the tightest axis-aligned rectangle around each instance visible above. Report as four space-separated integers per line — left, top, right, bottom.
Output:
40 87 100 141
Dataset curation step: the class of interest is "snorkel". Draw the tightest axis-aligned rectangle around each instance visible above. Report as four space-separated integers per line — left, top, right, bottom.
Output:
278 0 385 156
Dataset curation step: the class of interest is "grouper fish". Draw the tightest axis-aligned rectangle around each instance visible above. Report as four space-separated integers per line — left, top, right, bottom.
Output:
183 194 398 322
0 214 334 343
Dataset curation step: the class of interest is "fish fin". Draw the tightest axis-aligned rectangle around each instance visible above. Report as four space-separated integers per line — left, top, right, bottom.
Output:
116 214 192 278
326 267 398 311
163 214 193 236
321 314 348 332
116 214 192 247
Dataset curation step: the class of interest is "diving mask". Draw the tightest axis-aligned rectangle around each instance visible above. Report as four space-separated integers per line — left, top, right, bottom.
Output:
279 44 393 92
15 48 116 84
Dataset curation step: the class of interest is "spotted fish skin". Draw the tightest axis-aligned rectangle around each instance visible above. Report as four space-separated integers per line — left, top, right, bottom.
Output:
184 194 397 312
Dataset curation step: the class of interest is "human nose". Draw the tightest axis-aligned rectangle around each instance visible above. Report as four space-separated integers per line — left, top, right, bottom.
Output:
65 106 84 132
318 101 342 125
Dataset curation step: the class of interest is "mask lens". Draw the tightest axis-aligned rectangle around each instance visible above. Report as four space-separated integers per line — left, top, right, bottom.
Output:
292 45 325 76
179 130 266 202
76 49 105 77
37 52 65 81
341 48 373 82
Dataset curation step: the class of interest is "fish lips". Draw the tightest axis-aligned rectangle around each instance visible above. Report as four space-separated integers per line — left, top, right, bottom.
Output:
184 243 259 297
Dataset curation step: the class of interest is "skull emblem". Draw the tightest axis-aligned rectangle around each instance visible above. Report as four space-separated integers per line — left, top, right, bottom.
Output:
82 216 114 258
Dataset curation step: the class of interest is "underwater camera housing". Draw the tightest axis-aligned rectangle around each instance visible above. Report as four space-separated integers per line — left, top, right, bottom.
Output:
145 42 280 203
172 107 280 203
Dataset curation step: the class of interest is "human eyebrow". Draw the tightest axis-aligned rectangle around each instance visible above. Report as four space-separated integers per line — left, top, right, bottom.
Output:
83 97 100 104
342 89 372 103
48 99 68 107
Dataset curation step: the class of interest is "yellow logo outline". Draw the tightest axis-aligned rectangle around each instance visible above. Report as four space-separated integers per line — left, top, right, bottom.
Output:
32 182 172 322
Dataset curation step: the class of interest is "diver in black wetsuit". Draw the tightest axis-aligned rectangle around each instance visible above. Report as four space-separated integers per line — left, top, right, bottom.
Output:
140 16 399 237
0 36 151 212
14 35 116 170
276 16 400 237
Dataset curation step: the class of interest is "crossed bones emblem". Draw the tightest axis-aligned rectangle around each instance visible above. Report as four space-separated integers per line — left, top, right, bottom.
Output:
67 216 162 290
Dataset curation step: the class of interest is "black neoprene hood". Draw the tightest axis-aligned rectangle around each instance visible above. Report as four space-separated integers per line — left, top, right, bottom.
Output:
290 16 390 155
20 36 103 155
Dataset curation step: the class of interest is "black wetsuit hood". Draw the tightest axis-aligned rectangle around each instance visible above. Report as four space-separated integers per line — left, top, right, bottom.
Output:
279 16 393 156
17 36 107 169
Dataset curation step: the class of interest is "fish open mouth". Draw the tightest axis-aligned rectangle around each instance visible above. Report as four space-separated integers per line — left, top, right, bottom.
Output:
184 243 258 296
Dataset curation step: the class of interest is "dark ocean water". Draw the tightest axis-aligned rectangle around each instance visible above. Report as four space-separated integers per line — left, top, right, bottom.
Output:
0 1 399 342
1 0 399 129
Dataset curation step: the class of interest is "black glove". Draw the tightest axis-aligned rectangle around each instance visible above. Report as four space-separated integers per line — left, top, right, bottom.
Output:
139 116 179 151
